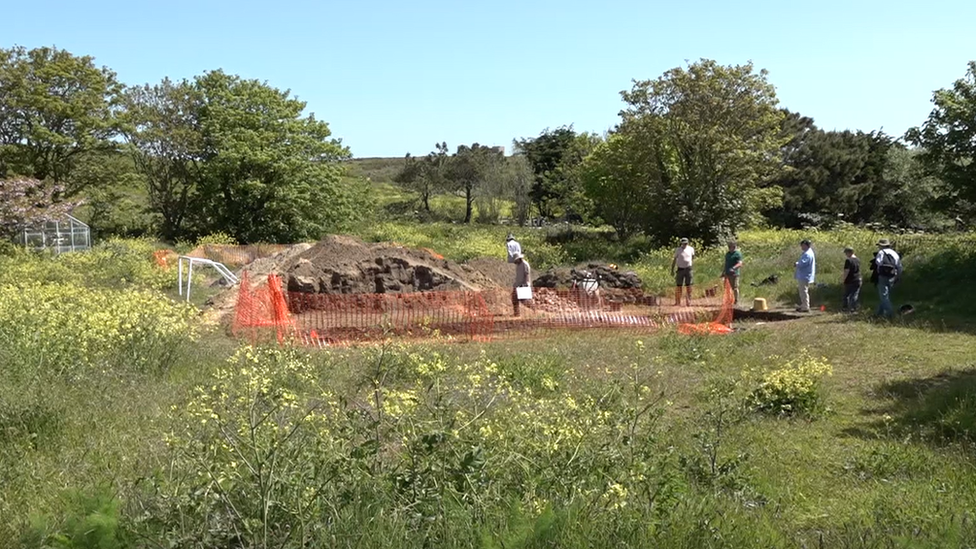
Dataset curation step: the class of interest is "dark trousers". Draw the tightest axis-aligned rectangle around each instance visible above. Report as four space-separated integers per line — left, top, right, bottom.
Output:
512 288 520 316
843 281 861 311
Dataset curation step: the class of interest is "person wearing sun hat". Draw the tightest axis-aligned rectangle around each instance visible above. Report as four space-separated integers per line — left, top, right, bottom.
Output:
874 238 902 318
670 237 695 306
506 233 522 264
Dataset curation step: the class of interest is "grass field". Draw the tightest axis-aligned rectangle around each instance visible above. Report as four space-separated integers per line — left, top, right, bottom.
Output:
3 228 976 548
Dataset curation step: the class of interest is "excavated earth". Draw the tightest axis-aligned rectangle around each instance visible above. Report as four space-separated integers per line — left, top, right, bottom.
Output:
280 235 499 294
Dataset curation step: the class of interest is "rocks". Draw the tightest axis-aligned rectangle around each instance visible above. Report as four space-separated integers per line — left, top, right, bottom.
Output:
279 235 498 294
533 263 643 290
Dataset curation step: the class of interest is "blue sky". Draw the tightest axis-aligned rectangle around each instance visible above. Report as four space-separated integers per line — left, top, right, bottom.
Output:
5 0 975 157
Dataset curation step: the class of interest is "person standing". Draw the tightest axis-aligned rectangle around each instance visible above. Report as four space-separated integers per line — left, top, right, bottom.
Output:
723 240 744 305
512 253 531 316
506 234 522 264
875 238 903 318
841 246 862 312
794 239 816 312
670 237 694 306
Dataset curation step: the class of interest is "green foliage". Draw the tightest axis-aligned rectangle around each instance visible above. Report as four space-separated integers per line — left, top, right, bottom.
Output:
24 489 122 549
356 221 568 269
750 352 833 416
611 59 787 245
0 46 121 188
514 126 600 220
906 61 976 218
121 70 366 243
766 110 897 228
580 133 654 238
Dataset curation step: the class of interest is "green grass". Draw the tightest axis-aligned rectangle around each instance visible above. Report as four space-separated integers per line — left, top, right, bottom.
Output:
4 233 976 547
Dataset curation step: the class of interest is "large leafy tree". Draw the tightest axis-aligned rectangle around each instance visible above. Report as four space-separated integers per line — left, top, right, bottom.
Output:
120 78 204 241
514 127 599 220
193 70 356 243
122 70 362 243
906 61 976 218
610 59 787 245
579 132 655 238
767 110 893 227
447 143 503 223
0 46 121 192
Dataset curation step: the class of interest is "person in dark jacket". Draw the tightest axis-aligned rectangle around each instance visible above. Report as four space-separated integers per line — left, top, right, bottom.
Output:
841 246 861 312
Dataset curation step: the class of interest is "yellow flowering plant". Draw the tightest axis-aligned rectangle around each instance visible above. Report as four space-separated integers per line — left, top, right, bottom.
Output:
751 351 833 416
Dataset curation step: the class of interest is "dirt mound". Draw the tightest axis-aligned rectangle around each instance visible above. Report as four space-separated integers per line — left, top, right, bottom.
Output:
282 235 499 294
533 263 643 290
464 258 516 288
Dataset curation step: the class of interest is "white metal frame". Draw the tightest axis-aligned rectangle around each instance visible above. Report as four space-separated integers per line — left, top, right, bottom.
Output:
178 256 239 302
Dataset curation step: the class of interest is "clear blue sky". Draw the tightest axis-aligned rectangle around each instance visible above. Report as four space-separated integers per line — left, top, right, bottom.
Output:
5 0 975 157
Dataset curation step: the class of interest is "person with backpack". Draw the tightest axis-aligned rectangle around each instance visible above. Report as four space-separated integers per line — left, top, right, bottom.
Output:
875 238 903 318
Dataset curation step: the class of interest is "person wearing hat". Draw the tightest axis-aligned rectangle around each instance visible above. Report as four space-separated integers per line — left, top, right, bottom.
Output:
841 246 861 312
875 238 903 318
794 239 816 312
511 253 531 316
506 233 522 264
670 237 695 306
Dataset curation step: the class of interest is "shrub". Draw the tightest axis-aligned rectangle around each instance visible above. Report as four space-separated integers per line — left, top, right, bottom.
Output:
0 283 196 377
751 351 833 416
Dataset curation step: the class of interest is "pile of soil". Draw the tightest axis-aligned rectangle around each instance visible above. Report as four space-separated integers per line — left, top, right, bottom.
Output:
464 258 517 288
533 263 643 290
281 235 499 294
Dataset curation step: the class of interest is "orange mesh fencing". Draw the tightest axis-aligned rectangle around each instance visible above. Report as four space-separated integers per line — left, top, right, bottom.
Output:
233 275 735 347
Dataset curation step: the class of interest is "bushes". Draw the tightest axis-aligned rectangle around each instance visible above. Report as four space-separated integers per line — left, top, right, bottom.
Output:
139 342 683 546
751 352 833 416
0 283 196 377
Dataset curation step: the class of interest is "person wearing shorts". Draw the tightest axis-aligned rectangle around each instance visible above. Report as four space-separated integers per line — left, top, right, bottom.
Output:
671 237 694 306
724 240 743 305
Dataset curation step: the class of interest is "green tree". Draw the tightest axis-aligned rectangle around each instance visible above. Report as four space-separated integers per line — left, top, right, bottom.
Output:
194 70 357 243
447 143 503 223
120 78 203 241
874 145 948 228
393 142 449 213
579 132 655 238
514 126 598 220
0 46 120 191
508 154 534 226
615 59 787 245
906 61 976 219
122 70 363 243
767 110 893 227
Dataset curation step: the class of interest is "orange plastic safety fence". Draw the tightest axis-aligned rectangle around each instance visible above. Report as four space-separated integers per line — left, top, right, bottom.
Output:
233 275 736 347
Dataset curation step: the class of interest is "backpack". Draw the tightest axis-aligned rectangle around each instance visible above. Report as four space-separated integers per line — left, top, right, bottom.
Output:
878 250 898 277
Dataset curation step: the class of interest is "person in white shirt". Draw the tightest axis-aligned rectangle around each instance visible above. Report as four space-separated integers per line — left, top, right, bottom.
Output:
874 238 903 318
512 253 531 316
506 234 522 264
670 237 694 306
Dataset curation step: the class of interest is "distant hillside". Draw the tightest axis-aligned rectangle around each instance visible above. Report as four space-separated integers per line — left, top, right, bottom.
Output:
344 157 404 184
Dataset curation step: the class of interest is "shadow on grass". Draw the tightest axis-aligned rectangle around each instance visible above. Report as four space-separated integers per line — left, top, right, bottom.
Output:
843 368 976 447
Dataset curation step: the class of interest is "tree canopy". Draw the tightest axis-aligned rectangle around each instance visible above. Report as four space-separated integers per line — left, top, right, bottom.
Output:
907 61 976 218
0 46 120 192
